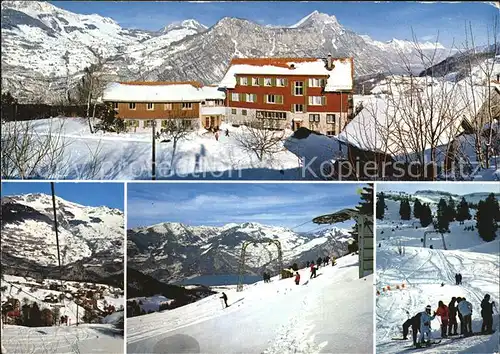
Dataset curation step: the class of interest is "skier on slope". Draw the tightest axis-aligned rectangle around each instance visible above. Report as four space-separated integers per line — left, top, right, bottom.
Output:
457 297 473 336
481 294 494 334
316 257 323 268
417 305 436 348
294 272 300 285
220 292 228 308
402 312 421 347
448 297 458 336
435 301 449 338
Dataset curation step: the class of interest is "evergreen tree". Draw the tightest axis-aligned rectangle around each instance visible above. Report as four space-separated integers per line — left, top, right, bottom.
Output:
96 103 125 133
420 203 433 227
436 198 450 232
447 197 456 222
414 199 423 219
29 303 41 327
350 184 374 253
376 192 386 220
476 194 499 242
456 197 471 222
399 198 411 220
348 223 358 254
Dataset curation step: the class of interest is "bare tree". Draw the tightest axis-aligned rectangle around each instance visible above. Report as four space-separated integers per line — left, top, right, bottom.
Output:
459 16 500 170
75 47 110 134
340 27 497 180
1 119 70 179
234 118 286 162
160 119 196 171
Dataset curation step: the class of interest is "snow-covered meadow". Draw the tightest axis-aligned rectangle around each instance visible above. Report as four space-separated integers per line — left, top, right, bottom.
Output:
127 253 373 354
2 118 303 180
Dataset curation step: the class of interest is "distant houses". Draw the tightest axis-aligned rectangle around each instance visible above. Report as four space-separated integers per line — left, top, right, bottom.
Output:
102 55 355 135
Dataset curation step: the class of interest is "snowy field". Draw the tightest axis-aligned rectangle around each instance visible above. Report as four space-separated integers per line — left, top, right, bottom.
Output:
2 118 303 180
127 254 373 353
1 324 123 354
376 195 500 353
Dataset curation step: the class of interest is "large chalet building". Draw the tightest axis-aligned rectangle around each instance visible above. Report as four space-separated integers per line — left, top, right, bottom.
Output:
218 56 354 135
101 81 225 131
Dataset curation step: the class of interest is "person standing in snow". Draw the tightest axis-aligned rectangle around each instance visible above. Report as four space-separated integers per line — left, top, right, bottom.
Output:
220 292 228 308
215 131 219 141
294 272 300 285
417 305 436 347
435 301 449 338
306 261 310 268
458 273 463 285
225 128 229 137
448 297 458 336
316 257 322 268
457 297 473 336
456 297 465 334
481 294 494 334
402 312 421 347
455 274 459 285
310 262 317 279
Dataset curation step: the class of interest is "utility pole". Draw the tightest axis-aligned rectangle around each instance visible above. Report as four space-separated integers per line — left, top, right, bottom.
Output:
152 120 156 180
50 182 64 291
76 302 79 326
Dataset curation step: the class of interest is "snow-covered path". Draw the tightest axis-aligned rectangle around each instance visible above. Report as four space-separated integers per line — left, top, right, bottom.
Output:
127 254 373 353
1 324 123 354
376 245 500 353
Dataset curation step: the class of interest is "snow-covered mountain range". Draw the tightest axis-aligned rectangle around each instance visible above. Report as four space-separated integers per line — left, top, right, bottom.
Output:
1 193 124 286
127 221 352 283
1 1 453 102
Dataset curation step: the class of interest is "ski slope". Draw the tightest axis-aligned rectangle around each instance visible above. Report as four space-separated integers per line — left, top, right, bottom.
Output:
127 254 373 353
376 246 500 353
1 324 123 354
376 193 500 353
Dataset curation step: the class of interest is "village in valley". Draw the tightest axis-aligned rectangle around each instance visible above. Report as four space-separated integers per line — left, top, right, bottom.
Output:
0 182 125 353
1 1 499 180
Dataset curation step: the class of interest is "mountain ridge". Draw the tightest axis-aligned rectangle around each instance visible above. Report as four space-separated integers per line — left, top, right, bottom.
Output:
1 1 453 103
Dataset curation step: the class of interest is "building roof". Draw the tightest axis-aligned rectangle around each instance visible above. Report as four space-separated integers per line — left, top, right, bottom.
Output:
337 82 492 157
219 57 353 92
102 81 225 102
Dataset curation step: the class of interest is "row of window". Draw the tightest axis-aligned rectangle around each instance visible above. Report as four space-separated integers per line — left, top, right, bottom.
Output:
113 102 194 111
229 108 337 123
124 119 195 128
238 77 326 89
231 93 327 106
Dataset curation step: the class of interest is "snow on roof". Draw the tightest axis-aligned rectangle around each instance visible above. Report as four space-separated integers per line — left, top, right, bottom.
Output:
338 82 492 156
219 57 353 92
199 85 226 100
102 81 225 102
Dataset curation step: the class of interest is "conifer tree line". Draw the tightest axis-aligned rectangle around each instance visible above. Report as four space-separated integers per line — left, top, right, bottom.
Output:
386 192 498 242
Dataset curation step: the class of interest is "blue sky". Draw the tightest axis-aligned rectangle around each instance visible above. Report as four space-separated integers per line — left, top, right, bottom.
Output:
127 183 367 231
377 183 500 196
51 1 497 47
1 182 124 210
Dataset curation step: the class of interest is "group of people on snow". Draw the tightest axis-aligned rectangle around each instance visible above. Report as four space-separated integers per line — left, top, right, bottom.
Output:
454 273 463 285
402 294 495 348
